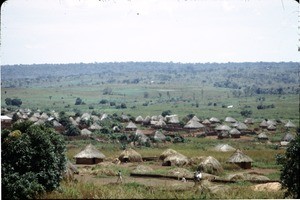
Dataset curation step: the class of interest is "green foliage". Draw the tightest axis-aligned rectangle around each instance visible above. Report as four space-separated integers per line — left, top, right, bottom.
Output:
161 110 172 117
75 97 84 105
240 109 252 117
65 124 81 136
276 134 300 198
2 123 66 199
5 98 22 107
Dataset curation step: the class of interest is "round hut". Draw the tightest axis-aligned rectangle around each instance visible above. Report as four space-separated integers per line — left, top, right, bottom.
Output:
126 121 138 131
227 149 253 169
229 128 241 138
119 148 142 162
74 144 106 164
198 156 223 175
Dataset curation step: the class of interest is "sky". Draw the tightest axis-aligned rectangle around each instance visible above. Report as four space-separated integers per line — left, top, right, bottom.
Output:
1 0 299 65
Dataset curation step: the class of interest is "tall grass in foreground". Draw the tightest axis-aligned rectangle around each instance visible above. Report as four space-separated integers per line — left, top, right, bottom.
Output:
41 180 285 199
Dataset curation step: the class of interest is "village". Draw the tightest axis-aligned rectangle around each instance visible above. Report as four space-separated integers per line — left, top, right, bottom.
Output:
1 106 298 198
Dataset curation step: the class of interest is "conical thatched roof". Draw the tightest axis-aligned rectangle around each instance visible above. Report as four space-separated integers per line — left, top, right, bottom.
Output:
214 144 236 152
244 118 254 124
40 112 49 120
284 120 296 128
53 120 63 127
135 130 149 143
225 117 236 123
121 114 130 122
267 124 276 130
198 156 223 175
81 128 92 136
209 117 220 123
202 119 211 125
184 120 205 129
89 123 102 130
215 124 231 131
229 128 241 135
154 119 166 128
237 123 248 130
159 149 178 160
191 116 200 122
81 113 91 121
227 149 253 163
143 116 151 124
28 116 39 122
267 120 277 126
135 116 144 123
165 115 179 124
74 144 106 159
259 120 268 128
70 117 78 126
126 121 137 129
119 148 142 162
281 133 295 142
163 153 189 167
258 132 268 140
154 130 166 142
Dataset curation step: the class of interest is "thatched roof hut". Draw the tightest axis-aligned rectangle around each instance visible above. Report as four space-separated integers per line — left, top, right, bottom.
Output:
259 120 269 128
237 123 248 131
126 121 137 131
165 115 180 124
281 132 295 142
267 124 276 131
258 132 268 140
202 119 211 126
198 156 223 175
142 116 151 125
81 128 92 136
191 116 200 122
215 124 231 131
244 118 254 124
227 149 253 169
89 123 102 131
162 153 189 167
214 144 236 152
284 120 296 128
153 119 166 128
225 117 236 123
154 130 166 142
135 130 150 143
135 116 144 124
121 114 130 122
267 120 277 126
229 128 241 138
119 148 142 162
184 120 205 129
74 144 106 164
159 148 178 160
209 117 220 123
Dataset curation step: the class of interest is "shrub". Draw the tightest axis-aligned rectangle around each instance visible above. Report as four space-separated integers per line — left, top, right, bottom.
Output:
2 123 66 199
162 110 172 117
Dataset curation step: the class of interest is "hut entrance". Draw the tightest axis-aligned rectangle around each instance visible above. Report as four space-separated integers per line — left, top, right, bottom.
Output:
163 161 171 166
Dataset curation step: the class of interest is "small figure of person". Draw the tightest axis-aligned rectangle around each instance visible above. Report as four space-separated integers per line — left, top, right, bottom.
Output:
194 170 202 186
116 170 123 183
181 177 187 183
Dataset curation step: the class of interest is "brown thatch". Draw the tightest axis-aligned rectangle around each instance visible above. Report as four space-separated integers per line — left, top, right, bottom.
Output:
259 120 268 128
258 132 268 140
162 153 189 167
74 144 106 164
184 120 205 129
227 149 253 169
165 115 180 124
119 148 142 162
198 156 223 175
225 117 236 123
209 117 220 123
244 118 254 124
281 132 295 142
159 148 178 160
236 123 248 130
214 144 236 152
154 130 166 142
284 120 296 128
135 116 144 123
126 121 137 131
81 128 92 136
167 168 193 178
215 124 231 131
154 119 166 128
267 124 276 131
191 116 200 122
202 119 211 125
229 128 241 138
142 116 151 125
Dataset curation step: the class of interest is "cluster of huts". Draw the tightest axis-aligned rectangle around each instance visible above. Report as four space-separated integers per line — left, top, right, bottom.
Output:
1 108 297 146
74 143 254 171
